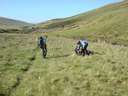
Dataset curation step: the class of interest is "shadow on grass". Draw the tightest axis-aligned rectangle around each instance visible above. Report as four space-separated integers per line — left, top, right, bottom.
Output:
94 51 104 55
0 93 6 96
46 54 70 59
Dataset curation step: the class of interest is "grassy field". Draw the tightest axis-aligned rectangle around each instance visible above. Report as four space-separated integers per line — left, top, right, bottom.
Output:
0 33 37 96
0 1 128 96
0 33 128 96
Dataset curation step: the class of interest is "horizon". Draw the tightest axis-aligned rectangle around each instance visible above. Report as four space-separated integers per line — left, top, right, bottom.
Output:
0 0 122 23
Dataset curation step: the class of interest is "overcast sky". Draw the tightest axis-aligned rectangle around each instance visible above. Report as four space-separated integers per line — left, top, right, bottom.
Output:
0 0 121 23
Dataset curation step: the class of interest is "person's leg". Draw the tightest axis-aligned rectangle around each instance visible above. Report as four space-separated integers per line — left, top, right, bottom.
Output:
44 44 47 57
44 44 47 52
85 49 89 55
81 48 85 56
84 43 89 55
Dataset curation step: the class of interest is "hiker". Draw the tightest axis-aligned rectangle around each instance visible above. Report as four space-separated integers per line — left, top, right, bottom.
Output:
38 35 47 58
75 39 89 56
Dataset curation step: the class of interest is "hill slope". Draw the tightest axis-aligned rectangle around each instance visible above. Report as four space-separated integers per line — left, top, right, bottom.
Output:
0 17 31 29
38 1 128 46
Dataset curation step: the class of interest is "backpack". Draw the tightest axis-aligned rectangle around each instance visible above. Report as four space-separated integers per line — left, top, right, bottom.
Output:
79 40 88 49
38 37 44 48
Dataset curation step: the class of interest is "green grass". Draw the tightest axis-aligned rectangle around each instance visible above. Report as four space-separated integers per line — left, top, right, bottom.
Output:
1 33 127 96
0 33 37 96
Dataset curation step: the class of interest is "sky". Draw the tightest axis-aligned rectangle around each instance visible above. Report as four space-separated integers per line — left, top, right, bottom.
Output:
0 0 122 23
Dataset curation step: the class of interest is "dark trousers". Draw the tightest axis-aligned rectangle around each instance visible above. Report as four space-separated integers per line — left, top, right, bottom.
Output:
40 44 47 50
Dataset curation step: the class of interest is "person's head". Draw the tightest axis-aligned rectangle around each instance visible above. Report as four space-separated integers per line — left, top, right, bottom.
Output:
40 36 43 39
77 41 80 45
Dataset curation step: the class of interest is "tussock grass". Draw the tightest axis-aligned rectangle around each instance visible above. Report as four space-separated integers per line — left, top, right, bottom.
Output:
4 35 127 96
0 33 37 96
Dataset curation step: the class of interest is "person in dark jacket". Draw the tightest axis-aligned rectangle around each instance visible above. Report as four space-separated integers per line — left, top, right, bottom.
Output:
38 35 47 58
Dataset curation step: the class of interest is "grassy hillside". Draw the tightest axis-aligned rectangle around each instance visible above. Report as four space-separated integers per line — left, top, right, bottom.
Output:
38 1 128 46
0 17 31 29
0 33 128 96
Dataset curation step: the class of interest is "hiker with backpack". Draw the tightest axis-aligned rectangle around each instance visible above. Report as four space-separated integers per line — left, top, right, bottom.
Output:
75 39 89 56
38 35 47 58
